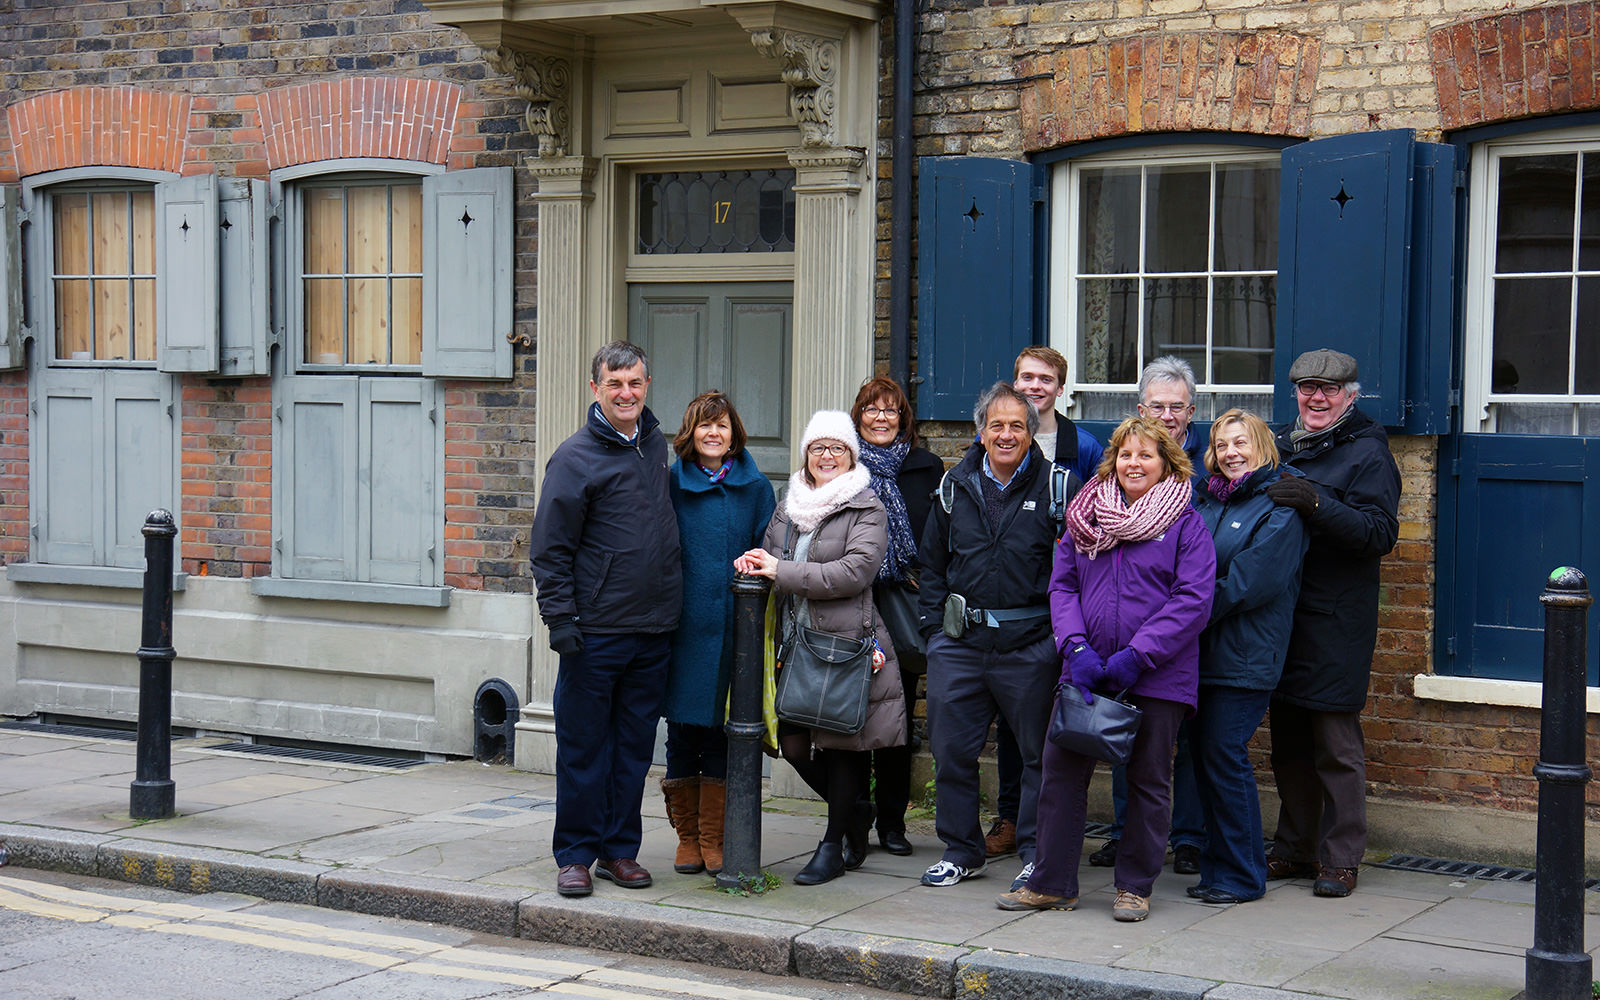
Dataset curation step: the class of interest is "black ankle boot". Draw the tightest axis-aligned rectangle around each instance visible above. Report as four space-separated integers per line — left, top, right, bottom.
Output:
843 801 874 870
794 841 846 886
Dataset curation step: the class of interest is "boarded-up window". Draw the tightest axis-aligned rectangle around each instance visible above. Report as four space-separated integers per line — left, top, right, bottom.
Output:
51 188 156 362
301 179 423 368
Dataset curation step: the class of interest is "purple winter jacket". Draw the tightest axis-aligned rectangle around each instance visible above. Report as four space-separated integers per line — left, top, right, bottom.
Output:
1049 504 1217 712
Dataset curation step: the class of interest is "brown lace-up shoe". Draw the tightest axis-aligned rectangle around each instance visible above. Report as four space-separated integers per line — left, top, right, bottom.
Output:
1313 865 1358 897
594 858 653 888
984 818 1017 857
556 864 592 897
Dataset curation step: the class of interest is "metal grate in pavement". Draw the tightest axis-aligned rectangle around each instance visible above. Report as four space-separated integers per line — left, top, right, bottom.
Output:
1374 853 1600 891
206 741 425 770
0 720 141 741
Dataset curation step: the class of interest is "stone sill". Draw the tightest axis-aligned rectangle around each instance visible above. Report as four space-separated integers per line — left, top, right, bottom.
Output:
249 577 451 608
1412 673 1600 714
6 563 188 591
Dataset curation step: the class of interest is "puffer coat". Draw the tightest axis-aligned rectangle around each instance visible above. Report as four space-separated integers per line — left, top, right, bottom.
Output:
761 488 907 752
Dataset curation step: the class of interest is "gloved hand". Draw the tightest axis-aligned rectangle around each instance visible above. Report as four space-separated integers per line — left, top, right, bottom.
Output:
1101 648 1144 692
546 616 584 656
1062 642 1104 689
1266 476 1321 516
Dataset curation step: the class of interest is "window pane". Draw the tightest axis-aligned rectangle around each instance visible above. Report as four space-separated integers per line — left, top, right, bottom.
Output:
1145 164 1210 272
131 191 155 273
305 278 343 363
1078 167 1140 274
1579 404 1600 435
637 169 796 254
93 192 131 275
305 188 345 274
55 279 92 358
393 277 422 365
1496 401 1574 434
347 185 389 274
1143 275 1206 376
1072 390 1137 421
1214 164 1279 271
1078 276 1138 382
1491 276 1571 393
1496 154 1576 273
94 278 130 360
347 277 387 364
54 194 91 274
1577 276 1600 394
133 278 156 361
1212 275 1276 384
393 185 422 273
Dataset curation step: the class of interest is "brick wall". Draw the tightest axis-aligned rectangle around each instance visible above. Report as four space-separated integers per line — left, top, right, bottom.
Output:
0 0 540 588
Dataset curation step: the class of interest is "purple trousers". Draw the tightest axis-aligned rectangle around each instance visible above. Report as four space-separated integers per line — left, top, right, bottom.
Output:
1027 694 1187 900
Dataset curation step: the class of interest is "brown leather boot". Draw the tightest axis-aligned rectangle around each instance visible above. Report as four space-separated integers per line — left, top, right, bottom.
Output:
698 778 726 875
661 777 703 874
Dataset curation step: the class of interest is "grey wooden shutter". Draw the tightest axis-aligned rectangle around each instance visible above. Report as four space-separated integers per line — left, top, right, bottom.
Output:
360 377 439 585
104 370 176 568
155 173 220 373
217 177 271 377
0 185 21 371
422 166 512 379
34 369 103 566
277 376 359 580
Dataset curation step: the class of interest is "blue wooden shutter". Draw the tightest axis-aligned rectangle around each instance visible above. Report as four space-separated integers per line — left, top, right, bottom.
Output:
1274 131 1412 426
359 377 440 586
276 376 359 580
0 185 20 371
217 178 271 377
422 166 512 379
916 156 1035 421
1400 141 1457 435
155 173 220 373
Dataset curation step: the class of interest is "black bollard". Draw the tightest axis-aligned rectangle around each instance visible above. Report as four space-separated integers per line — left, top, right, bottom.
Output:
130 509 177 820
718 572 772 890
1526 566 1593 1000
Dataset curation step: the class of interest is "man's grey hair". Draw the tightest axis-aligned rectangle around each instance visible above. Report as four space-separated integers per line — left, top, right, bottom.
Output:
591 341 650 383
1138 355 1197 404
974 382 1040 436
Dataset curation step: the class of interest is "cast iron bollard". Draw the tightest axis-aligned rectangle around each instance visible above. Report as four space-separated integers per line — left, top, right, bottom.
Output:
1526 566 1593 1000
718 572 772 890
129 509 177 820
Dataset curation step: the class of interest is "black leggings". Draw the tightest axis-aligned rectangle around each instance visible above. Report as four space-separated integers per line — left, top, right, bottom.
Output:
778 721 869 843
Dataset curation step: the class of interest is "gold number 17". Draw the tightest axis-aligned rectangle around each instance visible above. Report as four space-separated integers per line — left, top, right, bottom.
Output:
714 201 732 223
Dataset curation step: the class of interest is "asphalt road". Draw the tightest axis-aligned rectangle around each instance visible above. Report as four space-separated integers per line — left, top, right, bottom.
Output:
0 868 911 1000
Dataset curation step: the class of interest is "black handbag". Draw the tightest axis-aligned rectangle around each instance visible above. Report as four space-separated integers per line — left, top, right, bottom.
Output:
1047 683 1143 765
873 579 926 674
775 591 875 735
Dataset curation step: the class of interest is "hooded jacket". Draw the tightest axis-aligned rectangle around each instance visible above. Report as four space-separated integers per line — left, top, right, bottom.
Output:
529 402 683 635
1273 406 1401 712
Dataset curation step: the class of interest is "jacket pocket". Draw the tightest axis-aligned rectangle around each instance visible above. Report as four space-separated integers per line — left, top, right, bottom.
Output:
587 552 615 605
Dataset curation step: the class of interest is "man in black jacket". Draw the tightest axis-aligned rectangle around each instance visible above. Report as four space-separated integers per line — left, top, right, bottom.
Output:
529 341 683 899
1262 349 1400 900
916 383 1078 890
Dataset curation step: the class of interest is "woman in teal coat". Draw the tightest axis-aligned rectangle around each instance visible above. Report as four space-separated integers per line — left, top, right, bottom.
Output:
662 391 776 878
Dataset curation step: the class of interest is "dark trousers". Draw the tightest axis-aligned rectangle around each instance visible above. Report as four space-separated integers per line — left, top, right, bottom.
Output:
994 714 1022 823
871 665 920 834
1028 694 1186 900
665 721 727 780
552 632 670 868
925 633 1055 866
1269 700 1367 869
1106 721 1205 849
1191 685 1273 898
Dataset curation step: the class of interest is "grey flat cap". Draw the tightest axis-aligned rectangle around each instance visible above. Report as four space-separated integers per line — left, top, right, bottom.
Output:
1289 348 1358 384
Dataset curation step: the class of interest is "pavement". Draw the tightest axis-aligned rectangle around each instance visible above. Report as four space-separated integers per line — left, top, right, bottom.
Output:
0 725 1593 1000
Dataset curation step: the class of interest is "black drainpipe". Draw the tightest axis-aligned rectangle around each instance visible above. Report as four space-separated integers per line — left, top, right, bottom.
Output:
888 0 917 392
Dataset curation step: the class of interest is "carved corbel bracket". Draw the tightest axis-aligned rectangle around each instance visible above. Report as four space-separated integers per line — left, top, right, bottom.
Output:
484 47 573 158
750 29 840 149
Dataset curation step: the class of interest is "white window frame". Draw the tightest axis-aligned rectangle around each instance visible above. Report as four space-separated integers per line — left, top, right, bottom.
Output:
1048 145 1281 419
1463 124 1600 435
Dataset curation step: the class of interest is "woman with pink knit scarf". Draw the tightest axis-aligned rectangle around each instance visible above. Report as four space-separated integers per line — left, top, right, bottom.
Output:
997 416 1215 923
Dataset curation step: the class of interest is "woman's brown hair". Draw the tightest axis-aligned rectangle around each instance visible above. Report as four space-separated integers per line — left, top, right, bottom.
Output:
672 390 748 463
850 375 918 448
1095 416 1194 483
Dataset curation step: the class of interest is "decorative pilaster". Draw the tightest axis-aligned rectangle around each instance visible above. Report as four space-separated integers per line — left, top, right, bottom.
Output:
750 29 840 148
484 47 573 158
515 155 597 773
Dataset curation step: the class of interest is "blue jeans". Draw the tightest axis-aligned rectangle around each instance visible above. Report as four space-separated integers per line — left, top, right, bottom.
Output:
552 632 671 867
1106 719 1204 849
1190 685 1273 898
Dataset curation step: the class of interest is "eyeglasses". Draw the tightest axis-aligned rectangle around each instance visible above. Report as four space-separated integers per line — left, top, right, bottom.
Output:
861 406 899 418
1141 402 1192 415
1295 381 1345 398
807 444 850 457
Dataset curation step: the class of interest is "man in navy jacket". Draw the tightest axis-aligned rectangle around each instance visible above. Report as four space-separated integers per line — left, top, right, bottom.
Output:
530 341 683 898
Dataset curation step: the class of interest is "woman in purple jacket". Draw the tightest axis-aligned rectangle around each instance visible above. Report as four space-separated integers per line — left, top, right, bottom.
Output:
997 416 1215 923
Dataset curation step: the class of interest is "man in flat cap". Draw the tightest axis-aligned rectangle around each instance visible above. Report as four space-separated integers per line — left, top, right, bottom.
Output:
1261 348 1400 899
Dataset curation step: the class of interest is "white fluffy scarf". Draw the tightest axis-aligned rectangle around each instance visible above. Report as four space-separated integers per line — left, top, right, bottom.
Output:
784 463 872 533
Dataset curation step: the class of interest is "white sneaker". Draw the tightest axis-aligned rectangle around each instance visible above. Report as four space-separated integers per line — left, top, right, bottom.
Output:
921 859 986 887
1009 861 1035 893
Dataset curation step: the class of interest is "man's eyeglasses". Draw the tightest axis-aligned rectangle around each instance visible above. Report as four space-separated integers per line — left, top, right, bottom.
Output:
862 406 899 418
807 444 850 457
1296 381 1346 399
1141 402 1192 415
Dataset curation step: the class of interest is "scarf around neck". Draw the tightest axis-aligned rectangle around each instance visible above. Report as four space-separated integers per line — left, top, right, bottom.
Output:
1288 404 1357 453
858 439 916 582
784 462 872 534
1065 473 1192 559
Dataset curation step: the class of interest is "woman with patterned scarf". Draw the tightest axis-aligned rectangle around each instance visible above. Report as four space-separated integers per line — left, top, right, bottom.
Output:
851 376 944 857
997 416 1215 923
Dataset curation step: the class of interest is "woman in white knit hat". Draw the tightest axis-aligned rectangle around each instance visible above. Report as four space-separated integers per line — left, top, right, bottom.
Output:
735 410 908 885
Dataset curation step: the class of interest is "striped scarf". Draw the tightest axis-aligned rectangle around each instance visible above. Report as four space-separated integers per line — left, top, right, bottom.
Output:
1065 473 1192 559
858 439 917 582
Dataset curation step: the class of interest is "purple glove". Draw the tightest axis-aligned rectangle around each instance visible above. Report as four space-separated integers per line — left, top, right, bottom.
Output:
1061 642 1104 687
1101 648 1144 692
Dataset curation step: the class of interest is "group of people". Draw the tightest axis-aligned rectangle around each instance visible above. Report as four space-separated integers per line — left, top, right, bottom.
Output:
528 340 1400 924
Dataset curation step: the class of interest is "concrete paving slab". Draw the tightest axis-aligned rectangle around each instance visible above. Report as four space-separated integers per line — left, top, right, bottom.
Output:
1181 881 1433 952
1280 935 1525 1000
174 772 346 809
1114 927 1341 987
0 733 105 755
1383 895 1597 954
0 756 133 794
1203 985 1343 1000
365 831 552 882
109 797 412 855
1463 878 1537 906
0 782 155 832
821 879 1032 945
954 949 1215 1000
291 819 504 867
289 772 534 815
661 868 911 924
1352 866 1496 902
967 883 1217 964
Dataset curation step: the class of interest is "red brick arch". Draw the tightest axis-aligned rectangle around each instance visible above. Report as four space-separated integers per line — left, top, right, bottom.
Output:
1020 32 1322 152
1429 1 1600 130
256 77 463 169
5 87 193 177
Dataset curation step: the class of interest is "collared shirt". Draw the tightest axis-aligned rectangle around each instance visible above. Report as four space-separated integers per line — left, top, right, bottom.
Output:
982 449 1031 490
